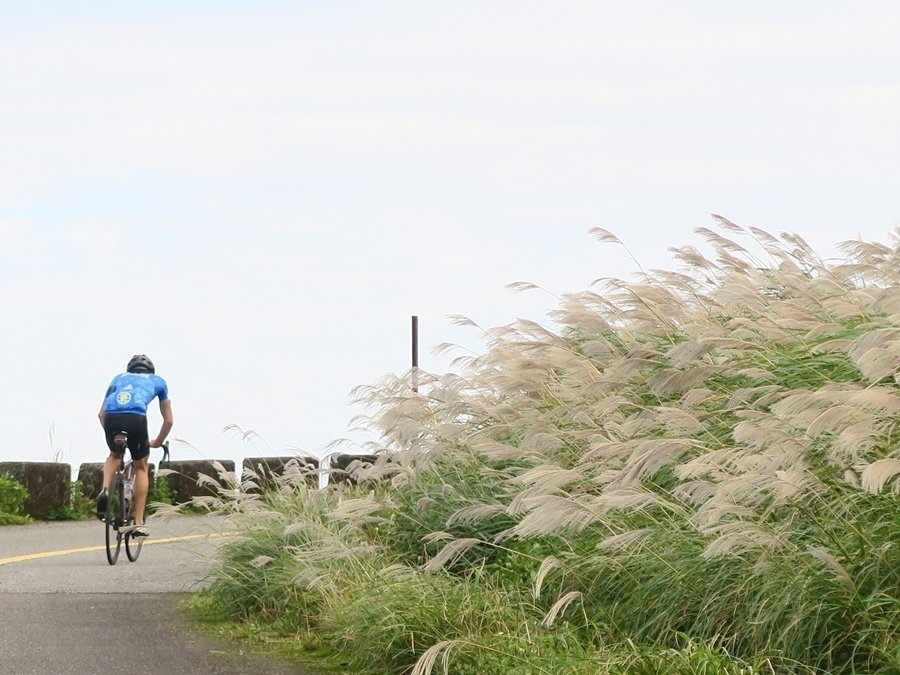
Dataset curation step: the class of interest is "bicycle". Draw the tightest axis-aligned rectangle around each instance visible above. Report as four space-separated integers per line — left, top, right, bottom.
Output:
103 432 169 565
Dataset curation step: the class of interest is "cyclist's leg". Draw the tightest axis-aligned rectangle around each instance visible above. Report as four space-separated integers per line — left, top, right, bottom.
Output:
101 413 132 486
132 456 150 526
127 416 152 529
101 452 122 493
99 415 127 517
97 452 122 519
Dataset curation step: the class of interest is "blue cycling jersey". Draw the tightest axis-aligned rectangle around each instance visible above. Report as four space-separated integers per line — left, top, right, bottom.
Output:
103 372 169 415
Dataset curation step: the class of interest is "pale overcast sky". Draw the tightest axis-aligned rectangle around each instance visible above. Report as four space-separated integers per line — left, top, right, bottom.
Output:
1 2 898 475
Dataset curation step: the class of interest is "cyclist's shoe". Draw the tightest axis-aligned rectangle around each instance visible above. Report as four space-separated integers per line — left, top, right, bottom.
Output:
95 490 108 522
132 526 150 538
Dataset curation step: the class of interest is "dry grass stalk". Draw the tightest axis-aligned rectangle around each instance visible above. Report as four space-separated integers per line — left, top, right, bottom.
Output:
505 495 597 538
511 465 584 492
532 555 563 600
542 591 583 627
422 537 484 572
806 405 874 438
593 488 660 514
808 547 854 589
330 497 386 525
410 640 459 675
447 504 507 526
860 459 900 494
702 522 784 558
597 527 653 551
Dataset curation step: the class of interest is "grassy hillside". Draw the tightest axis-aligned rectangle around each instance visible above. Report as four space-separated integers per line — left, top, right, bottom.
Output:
192 222 900 674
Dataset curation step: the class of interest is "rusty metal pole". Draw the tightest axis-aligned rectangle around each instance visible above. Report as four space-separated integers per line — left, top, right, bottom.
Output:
411 315 419 392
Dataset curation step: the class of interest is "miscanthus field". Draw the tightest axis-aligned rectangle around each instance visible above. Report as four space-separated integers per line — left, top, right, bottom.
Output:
186 221 900 674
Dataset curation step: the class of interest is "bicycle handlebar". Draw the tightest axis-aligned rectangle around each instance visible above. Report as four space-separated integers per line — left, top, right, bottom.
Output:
161 441 170 465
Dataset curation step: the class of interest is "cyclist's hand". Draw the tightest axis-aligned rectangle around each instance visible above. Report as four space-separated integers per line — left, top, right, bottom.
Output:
149 439 164 448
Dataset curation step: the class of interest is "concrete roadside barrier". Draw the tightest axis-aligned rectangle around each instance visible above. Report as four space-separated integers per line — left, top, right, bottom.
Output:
327 453 379 485
241 456 319 492
1 452 410 517
157 460 236 504
0 462 70 519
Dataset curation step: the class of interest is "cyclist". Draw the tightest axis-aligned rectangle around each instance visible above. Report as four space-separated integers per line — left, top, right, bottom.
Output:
96 354 173 538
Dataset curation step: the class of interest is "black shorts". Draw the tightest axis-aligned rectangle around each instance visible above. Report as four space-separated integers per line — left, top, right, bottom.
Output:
103 413 151 461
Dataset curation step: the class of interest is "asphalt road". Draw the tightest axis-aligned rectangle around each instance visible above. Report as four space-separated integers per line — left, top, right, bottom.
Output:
0 515 313 674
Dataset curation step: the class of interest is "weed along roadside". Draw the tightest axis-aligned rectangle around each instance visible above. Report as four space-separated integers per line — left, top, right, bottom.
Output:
189 227 899 675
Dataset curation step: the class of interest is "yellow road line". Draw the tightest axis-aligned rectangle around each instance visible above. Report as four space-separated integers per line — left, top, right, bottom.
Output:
0 531 236 566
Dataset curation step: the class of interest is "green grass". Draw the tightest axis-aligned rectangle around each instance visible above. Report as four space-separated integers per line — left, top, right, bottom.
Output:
0 473 31 525
45 481 95 521
185 594 340 671
0 512 31 525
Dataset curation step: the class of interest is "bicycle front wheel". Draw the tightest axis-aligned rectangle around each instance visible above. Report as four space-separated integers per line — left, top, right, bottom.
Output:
105 476 124 565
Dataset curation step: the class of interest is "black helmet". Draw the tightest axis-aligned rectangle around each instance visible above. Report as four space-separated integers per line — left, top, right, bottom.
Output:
126 354 155 374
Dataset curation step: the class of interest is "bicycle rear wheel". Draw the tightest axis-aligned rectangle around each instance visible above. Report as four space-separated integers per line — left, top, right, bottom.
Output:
105 476 124 565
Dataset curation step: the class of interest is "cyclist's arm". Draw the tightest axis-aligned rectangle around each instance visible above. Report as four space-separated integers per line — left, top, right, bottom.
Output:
99 381 114 428
150 398 173 448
